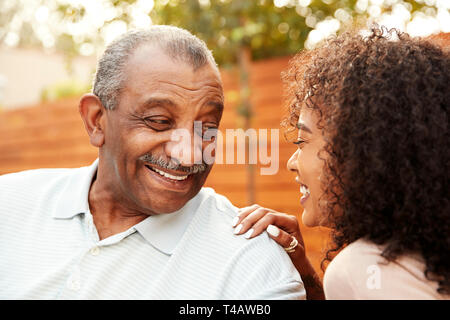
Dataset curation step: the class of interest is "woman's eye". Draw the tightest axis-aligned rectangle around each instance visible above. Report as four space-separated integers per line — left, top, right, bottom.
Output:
293 139 306 147
144 118 172 131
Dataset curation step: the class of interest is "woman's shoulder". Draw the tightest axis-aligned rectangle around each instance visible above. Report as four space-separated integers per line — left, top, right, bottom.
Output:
322 238 382 299
323 238 448 300
328 238 385 267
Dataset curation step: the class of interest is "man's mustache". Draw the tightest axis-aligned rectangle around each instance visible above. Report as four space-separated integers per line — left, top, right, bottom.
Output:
139 153 208 175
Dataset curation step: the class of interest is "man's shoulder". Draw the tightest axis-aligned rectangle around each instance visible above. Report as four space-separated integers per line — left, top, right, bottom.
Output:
195 187 294 257
0 167 73 182
182 188 304 299
0 167 81 189
0 165 91 200
199 187 238 219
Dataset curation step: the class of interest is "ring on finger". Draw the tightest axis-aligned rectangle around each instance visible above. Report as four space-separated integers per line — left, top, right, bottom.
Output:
284 237 298 253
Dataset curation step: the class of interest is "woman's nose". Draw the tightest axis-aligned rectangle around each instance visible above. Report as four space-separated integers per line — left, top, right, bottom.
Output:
287 149 299 172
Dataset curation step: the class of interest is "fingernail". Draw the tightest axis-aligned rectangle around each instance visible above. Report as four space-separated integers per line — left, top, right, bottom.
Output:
231 216 239 227
244 228 254 239
234 224 243 235
266 225 280 237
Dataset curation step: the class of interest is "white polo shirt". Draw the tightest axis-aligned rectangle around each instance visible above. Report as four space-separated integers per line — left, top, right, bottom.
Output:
0 159 305 299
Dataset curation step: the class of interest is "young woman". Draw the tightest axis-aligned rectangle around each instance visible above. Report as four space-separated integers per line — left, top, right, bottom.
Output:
232 27 449 299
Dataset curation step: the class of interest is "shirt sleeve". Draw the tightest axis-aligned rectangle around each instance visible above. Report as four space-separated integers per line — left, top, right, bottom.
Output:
219 232 306 300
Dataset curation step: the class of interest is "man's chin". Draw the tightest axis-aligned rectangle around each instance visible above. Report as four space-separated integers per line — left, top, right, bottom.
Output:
140 194 195 215
136 182 203 215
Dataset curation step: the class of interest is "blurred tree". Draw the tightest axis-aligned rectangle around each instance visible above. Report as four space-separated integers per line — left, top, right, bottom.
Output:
40 79 92 102
0 0 442 66
149 0 440 65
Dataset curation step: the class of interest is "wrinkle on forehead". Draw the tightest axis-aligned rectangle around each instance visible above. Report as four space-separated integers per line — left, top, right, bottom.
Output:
158 79 223 96
120 45 224 109
125 44 220 79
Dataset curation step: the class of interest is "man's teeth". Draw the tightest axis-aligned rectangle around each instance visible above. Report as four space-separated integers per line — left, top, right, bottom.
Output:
152 167 189 181
300 185 310 195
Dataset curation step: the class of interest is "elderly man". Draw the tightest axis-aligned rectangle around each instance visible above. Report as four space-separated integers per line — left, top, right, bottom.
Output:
0 26 304 299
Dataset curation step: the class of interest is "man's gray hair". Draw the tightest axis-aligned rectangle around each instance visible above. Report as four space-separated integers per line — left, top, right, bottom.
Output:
93 25 217 110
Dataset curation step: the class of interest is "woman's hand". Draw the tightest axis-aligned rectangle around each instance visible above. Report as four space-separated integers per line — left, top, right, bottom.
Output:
232 204 325 300
232 204 306 261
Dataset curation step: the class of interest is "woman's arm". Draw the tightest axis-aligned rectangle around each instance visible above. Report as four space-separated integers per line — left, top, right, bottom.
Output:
233 204 325 300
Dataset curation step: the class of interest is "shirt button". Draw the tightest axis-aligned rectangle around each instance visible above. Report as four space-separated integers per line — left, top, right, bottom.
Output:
70 280 80 291
90 246 100 256
67 274 80 291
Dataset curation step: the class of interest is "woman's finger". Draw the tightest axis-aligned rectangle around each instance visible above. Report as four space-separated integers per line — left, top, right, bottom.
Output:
266 225 295 247
232 204 261 227
233 207 272 236
266 224 304 257
245 211 299 234
271 213 299 234
238 211 278 238
240 212 296 239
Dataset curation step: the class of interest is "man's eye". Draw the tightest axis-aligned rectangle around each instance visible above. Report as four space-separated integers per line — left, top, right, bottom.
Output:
194 124 218 136
204 125 218 131
144 118 172 131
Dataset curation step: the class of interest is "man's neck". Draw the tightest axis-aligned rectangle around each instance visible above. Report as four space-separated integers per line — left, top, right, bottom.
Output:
88 177 149 241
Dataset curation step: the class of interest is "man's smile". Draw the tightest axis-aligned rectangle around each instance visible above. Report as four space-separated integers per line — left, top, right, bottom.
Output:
148 167 189 181
144 163 196 191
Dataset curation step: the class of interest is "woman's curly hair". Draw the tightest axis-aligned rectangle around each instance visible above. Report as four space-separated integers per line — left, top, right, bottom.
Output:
282 27 450 294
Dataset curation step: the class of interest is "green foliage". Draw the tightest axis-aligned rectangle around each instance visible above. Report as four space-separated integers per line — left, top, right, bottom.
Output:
0 0 434 67
148 0 428 66
151 0 313 66
40 79 91 102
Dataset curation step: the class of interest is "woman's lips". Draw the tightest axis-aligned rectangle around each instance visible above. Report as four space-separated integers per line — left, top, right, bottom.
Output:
300 192 310 205
300 184 310 205
295 177 311 205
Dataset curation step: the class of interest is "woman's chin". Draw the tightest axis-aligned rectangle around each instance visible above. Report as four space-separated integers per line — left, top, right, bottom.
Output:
301 208 318 227
302 204 328 227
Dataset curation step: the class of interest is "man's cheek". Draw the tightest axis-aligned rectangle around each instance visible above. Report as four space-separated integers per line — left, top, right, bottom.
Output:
195 166 212 185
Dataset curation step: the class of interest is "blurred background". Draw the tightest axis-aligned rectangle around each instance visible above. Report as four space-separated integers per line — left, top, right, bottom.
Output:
0 0 448 278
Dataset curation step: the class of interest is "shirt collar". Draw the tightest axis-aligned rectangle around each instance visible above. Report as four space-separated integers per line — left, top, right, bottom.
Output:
53 158 205 255
52 158 99 219
134 191 204 255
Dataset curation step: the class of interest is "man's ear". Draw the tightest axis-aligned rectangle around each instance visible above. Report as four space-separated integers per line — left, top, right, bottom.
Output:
79 93 106 148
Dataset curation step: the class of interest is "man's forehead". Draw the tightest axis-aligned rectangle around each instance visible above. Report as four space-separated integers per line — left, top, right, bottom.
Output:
127 44 219 76
123 44 222 93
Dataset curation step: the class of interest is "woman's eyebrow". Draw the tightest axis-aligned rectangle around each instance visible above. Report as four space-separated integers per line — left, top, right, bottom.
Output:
296 122 312 133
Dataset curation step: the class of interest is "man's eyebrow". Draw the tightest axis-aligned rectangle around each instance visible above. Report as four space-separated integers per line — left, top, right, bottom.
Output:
296 122 312 133
206 101 224 112
141 98 177 109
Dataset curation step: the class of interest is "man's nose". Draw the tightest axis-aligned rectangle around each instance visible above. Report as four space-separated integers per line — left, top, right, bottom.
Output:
164 128 203 166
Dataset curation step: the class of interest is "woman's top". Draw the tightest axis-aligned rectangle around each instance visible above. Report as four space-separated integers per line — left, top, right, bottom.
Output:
323 238 448 300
